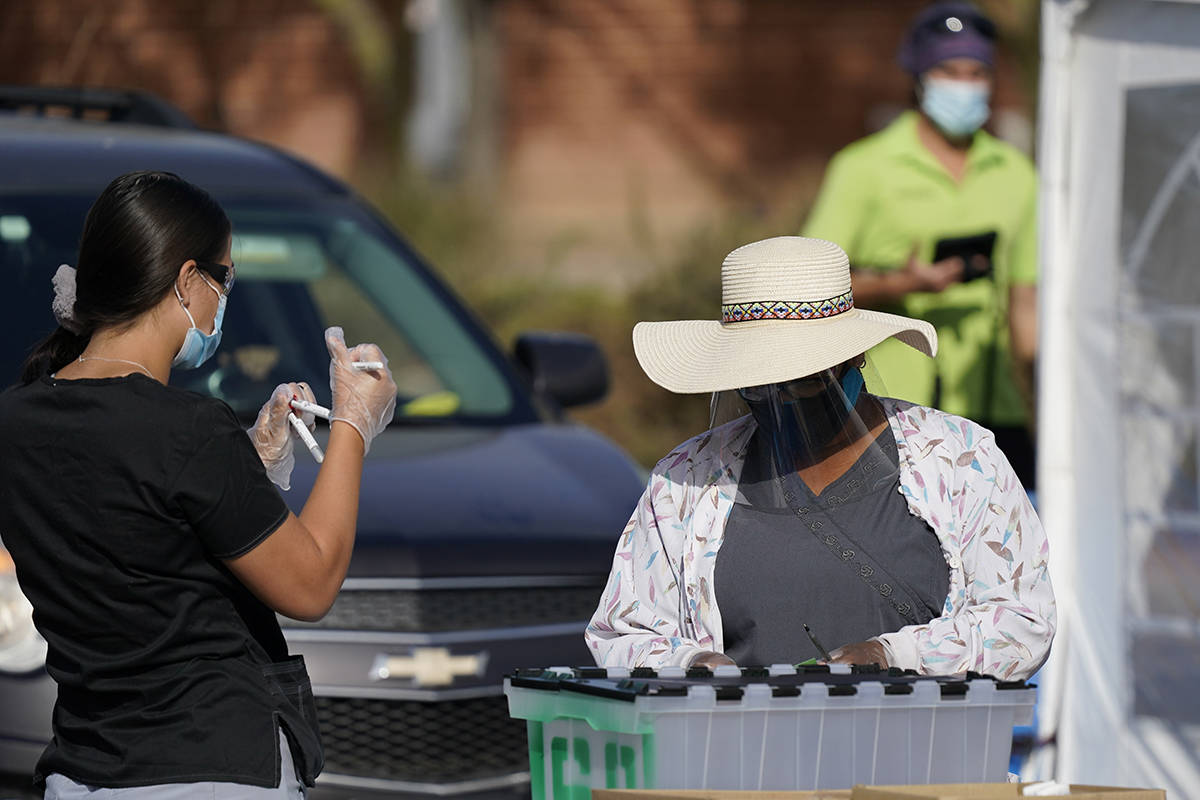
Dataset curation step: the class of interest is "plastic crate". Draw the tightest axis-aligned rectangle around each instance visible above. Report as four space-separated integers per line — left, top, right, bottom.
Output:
505 665 1035 799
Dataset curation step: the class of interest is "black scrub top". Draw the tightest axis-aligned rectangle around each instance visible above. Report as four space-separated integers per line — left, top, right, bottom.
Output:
716 426 950 666
0 374 322 788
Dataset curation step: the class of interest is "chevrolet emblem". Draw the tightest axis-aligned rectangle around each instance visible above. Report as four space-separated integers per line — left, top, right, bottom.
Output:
370 647 488 687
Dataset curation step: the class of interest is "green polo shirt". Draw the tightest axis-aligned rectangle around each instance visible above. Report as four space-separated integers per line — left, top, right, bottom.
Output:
802 110 1037 426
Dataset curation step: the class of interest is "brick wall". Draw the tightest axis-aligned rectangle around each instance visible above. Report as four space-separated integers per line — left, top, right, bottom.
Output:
0 0 1033 286
0 0 368 179
494 0 1032 283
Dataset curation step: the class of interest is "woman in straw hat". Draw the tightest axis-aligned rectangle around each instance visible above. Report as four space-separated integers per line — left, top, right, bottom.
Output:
586 236 1053 679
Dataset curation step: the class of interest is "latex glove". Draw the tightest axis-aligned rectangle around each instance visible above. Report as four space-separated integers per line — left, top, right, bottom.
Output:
248 382 317 491
326 327 397 454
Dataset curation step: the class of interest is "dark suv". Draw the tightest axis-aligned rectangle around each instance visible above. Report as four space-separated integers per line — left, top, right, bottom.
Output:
0 88 643 799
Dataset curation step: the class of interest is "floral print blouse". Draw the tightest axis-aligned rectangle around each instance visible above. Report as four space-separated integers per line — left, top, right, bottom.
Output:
585 397 1055 680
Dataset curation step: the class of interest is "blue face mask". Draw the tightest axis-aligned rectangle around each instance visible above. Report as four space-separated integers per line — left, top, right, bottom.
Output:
839 366 865 410
920 77 990 139
172 275 225 370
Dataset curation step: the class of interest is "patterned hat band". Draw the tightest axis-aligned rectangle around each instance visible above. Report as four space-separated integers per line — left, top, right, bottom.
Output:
722 289 854 323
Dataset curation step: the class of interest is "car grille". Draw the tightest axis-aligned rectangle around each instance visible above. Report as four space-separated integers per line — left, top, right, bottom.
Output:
315 695 529 784
282 585 603 632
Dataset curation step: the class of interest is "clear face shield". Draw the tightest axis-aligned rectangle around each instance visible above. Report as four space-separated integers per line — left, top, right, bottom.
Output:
708 357 922 661
709 356 901 510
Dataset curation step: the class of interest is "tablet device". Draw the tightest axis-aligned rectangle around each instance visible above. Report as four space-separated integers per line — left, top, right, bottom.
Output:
932 231 997 282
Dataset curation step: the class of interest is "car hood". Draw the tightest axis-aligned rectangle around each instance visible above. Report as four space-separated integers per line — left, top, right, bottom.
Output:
283 422 645 577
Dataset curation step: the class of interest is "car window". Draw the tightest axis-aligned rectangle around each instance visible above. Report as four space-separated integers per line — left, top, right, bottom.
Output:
0 193 529 425
0 196 80 379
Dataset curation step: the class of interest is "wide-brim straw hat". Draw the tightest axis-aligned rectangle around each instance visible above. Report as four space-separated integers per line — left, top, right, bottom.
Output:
633 236 938 394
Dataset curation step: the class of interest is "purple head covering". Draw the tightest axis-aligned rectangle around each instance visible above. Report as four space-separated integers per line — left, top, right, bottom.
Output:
897 2 996 75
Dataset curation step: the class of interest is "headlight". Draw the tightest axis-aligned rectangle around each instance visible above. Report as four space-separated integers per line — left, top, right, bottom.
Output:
0 546 47 673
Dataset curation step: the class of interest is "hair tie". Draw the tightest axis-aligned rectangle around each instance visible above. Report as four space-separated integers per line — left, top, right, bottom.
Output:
51 264 83 334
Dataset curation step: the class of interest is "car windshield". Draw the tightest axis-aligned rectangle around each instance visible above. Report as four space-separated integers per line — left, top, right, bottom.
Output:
0 193 532 425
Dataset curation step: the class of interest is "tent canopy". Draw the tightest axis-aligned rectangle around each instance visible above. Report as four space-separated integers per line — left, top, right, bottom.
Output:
1037 1 1200 795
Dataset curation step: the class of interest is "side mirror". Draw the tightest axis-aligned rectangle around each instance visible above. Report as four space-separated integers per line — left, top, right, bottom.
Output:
513 331 609 410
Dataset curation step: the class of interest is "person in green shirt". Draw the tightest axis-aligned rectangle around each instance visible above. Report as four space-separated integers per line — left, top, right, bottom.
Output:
802 1 1038 488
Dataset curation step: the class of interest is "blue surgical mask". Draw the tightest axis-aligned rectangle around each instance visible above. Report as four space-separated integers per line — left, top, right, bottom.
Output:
839 366 864 410
920 77 990 139
172 275 225 370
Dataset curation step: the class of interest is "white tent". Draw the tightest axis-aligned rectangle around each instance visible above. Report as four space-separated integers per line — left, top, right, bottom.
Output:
1035 1 1200 796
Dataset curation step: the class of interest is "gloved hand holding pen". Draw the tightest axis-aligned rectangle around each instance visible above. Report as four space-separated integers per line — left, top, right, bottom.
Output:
248 381 318 491
325 327 397 454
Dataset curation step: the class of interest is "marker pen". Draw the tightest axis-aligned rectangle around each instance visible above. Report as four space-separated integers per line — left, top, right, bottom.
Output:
289 397 331 420
288 413 324 463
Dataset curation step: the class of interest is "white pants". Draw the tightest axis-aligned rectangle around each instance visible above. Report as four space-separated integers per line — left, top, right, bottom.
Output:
43 730 306 799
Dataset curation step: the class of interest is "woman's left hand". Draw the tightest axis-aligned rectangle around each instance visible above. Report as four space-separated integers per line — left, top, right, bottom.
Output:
827 639 889 668
248 382 317 491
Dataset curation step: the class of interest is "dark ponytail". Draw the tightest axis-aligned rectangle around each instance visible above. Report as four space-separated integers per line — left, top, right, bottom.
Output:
21 171 231 383
23 328 90 384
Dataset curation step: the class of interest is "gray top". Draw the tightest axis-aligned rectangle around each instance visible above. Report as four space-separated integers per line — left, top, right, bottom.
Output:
716 426 950 666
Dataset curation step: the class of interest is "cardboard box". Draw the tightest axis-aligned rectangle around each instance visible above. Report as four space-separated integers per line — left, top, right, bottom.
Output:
592 785 1164 800
592 791 851 800
853 784 1164 800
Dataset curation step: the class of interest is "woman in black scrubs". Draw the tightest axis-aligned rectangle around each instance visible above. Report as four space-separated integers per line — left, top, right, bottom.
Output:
0 171 397 798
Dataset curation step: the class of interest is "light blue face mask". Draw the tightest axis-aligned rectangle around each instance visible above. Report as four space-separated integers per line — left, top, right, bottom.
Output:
172 275 225 370
920 77 991 139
